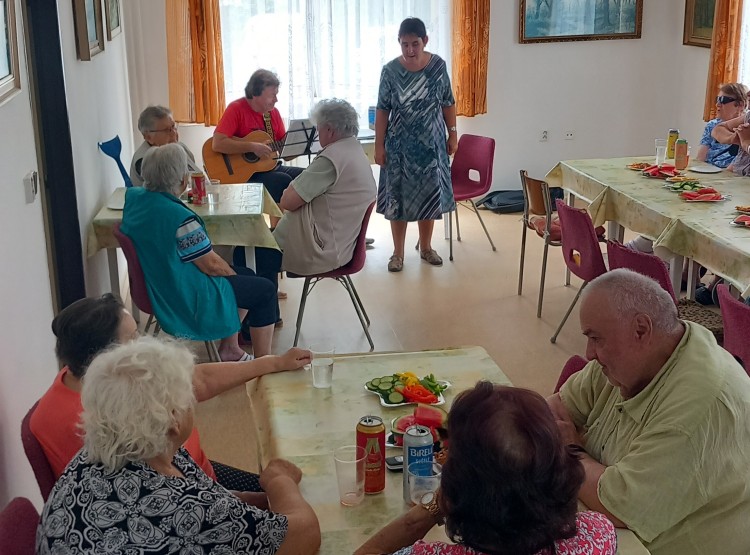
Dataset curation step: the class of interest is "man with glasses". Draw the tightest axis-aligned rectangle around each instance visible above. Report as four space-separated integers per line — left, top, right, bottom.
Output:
129 105 202 187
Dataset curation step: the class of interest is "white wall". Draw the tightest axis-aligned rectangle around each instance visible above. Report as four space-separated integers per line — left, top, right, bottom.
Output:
459 0 710 190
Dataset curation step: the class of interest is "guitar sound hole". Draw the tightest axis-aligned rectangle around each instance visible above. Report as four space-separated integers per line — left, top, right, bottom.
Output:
242 153 260 163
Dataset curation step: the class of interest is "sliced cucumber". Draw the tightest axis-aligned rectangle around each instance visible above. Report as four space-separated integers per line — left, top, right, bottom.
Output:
379 376 394 383
387 391 405 404
371 378 381 385
365 381 379 392
378 383 393 392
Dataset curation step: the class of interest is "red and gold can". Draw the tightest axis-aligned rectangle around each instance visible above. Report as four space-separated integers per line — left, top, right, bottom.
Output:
356 415 385 494
191 172 206 205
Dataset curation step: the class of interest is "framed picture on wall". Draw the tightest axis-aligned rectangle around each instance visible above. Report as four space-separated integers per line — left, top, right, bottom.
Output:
104 0 121 40
72 0 105 60
519 0 643 44
683 0 715 48
0 0 21 104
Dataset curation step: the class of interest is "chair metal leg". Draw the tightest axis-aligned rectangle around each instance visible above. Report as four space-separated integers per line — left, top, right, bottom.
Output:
538 241 550 318
341 277 374 351
205 341 220 362
293 278 312 347
470 200 496 251
144 314 154 334
345 275 370 327
153 321 161 336
455 204 462 241
449 209 454 262
565 267 571 286
518 224 527 295
551 281 588 343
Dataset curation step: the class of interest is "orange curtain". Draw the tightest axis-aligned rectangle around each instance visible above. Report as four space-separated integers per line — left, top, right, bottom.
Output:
703 0 744 121
167 0 225 125
451 0 490 117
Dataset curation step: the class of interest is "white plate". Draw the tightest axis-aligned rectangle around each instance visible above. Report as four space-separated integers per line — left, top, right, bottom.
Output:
364 381 450 408
687 164 723 174
683 196 729 202
736 209 750 215
730 221 750 227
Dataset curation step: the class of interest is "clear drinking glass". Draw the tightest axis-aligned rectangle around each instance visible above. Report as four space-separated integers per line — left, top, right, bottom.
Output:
206 179 221 206
333 445 366 506
310 345 335 388
407 462 442 506
655 139 667 167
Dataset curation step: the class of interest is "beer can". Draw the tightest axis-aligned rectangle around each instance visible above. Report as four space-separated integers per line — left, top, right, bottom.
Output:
191 172 206 205
667 129 680 159
402 424 433 504
357 415 386 494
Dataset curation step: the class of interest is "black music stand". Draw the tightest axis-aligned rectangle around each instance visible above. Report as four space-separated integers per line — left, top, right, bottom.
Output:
280 119 318 161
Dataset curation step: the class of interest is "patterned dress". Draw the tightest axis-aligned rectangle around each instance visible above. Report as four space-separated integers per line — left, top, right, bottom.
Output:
389 511 617 555
376 54 455 221
36 448 288 554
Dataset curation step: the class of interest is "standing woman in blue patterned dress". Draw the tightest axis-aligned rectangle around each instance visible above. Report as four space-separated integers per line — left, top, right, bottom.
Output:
375 17 458 273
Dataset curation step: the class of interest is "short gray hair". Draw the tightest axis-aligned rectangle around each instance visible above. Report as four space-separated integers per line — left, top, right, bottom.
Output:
311 98 359 138
81 336 196 472
584 268 680 332
138 105 173 134
141 143 188 194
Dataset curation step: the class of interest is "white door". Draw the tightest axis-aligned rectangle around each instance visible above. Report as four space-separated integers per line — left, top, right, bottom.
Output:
0 2 59 506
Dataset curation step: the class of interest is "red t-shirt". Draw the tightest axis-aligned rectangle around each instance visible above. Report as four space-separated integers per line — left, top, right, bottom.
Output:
30 367 217 481
215 98 287 142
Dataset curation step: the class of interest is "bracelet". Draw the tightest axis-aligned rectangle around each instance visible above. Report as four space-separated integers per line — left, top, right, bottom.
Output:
746 144 750 155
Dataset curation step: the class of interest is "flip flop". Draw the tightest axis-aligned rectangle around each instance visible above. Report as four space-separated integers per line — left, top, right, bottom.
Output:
236 352 254 362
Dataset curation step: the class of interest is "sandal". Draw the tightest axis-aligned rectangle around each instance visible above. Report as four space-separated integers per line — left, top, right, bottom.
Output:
420 249 443 266
388 255 404 272
277 291 288 300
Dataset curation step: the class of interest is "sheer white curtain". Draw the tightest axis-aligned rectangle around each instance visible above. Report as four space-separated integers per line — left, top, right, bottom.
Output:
739 1 750 85
219 0 450 127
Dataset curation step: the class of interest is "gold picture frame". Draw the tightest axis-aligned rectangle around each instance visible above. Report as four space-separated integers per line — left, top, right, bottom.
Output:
0 0 21 104
104 0 121 41
520 0 643 44
683 0 715 48
72 0 105 60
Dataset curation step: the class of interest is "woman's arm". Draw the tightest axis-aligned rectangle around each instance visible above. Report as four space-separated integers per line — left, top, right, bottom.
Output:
355 504 440 555
374 109 390 166
711 114 746 144
261 460 321 555
192 250 236 276
442 104 458 156
279 183 306 211
695 144 709 162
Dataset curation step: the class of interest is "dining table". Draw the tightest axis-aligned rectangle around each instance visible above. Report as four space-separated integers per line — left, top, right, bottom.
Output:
246 346 650 554
546 157 750 297
86 183 282 314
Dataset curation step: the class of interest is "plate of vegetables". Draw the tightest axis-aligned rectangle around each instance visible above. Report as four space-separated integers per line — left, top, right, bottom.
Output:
365 372 450 406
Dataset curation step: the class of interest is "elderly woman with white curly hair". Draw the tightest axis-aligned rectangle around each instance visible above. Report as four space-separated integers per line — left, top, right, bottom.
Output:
272 98 376 275
36 336 321 554
121 143 281 361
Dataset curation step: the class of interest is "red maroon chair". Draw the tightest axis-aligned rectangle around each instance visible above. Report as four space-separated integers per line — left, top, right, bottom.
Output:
288 202 375 350
21 401 56 502
449 134 497 261
554 355 588 393
550 200 608 344
717 284 750 376
0 497 39 555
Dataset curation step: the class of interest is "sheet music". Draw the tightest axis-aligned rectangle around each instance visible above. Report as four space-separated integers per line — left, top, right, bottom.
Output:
280 119 317 158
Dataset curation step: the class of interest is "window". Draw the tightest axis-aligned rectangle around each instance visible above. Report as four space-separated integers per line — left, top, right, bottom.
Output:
219 0 451 127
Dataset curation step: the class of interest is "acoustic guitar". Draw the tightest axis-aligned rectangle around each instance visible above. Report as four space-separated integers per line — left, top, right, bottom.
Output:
202 130 283 183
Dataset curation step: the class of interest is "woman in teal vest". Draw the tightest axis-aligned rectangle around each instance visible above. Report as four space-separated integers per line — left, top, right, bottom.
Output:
121 143 276 360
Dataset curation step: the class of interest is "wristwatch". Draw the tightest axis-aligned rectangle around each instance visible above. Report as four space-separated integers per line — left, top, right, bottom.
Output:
448 126 457 133
419 491 445 525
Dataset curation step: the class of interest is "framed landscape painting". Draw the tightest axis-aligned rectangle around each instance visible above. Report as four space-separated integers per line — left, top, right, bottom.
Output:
0 0 21 104
683 0 715 48
73 0 105 60
520 0 643 44
104 0 121 40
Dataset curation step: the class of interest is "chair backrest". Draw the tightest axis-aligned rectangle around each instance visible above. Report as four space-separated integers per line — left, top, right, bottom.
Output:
606 240 678 304
554 355 588 393
519 170 553 219
112 223 154 314
0 497 39 555
324 202 376 278
555 199 607 282
21 401 56 502
717 284 750 376
451 134 495 201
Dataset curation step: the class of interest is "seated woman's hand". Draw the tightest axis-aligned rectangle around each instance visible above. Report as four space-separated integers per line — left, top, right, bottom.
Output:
260 458 303 489
277 348 312 372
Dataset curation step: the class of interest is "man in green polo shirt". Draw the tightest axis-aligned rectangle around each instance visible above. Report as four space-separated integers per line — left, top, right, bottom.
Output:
548 268 750 555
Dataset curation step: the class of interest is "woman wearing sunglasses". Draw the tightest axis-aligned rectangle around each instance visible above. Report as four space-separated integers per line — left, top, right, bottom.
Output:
710 82 750 174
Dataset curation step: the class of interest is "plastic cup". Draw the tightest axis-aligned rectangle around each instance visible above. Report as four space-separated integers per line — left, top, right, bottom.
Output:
655 139 667 167
310 345 334 388
207 180 221 206
407 462 442 506
333 445 366 506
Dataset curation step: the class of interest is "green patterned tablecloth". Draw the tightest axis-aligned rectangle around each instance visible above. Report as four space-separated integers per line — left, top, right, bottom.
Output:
247 346 649 555
86 183 282 257
547 157 750 296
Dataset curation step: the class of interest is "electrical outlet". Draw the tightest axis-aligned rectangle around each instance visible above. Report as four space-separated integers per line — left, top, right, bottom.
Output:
540 130 548 142
564 131 575 140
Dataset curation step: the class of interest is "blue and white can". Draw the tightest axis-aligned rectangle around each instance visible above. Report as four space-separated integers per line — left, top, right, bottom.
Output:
402 425 433 503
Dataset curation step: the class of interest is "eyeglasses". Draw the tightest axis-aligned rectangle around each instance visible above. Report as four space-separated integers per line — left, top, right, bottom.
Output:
716 96 738 105
150 125 178 133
